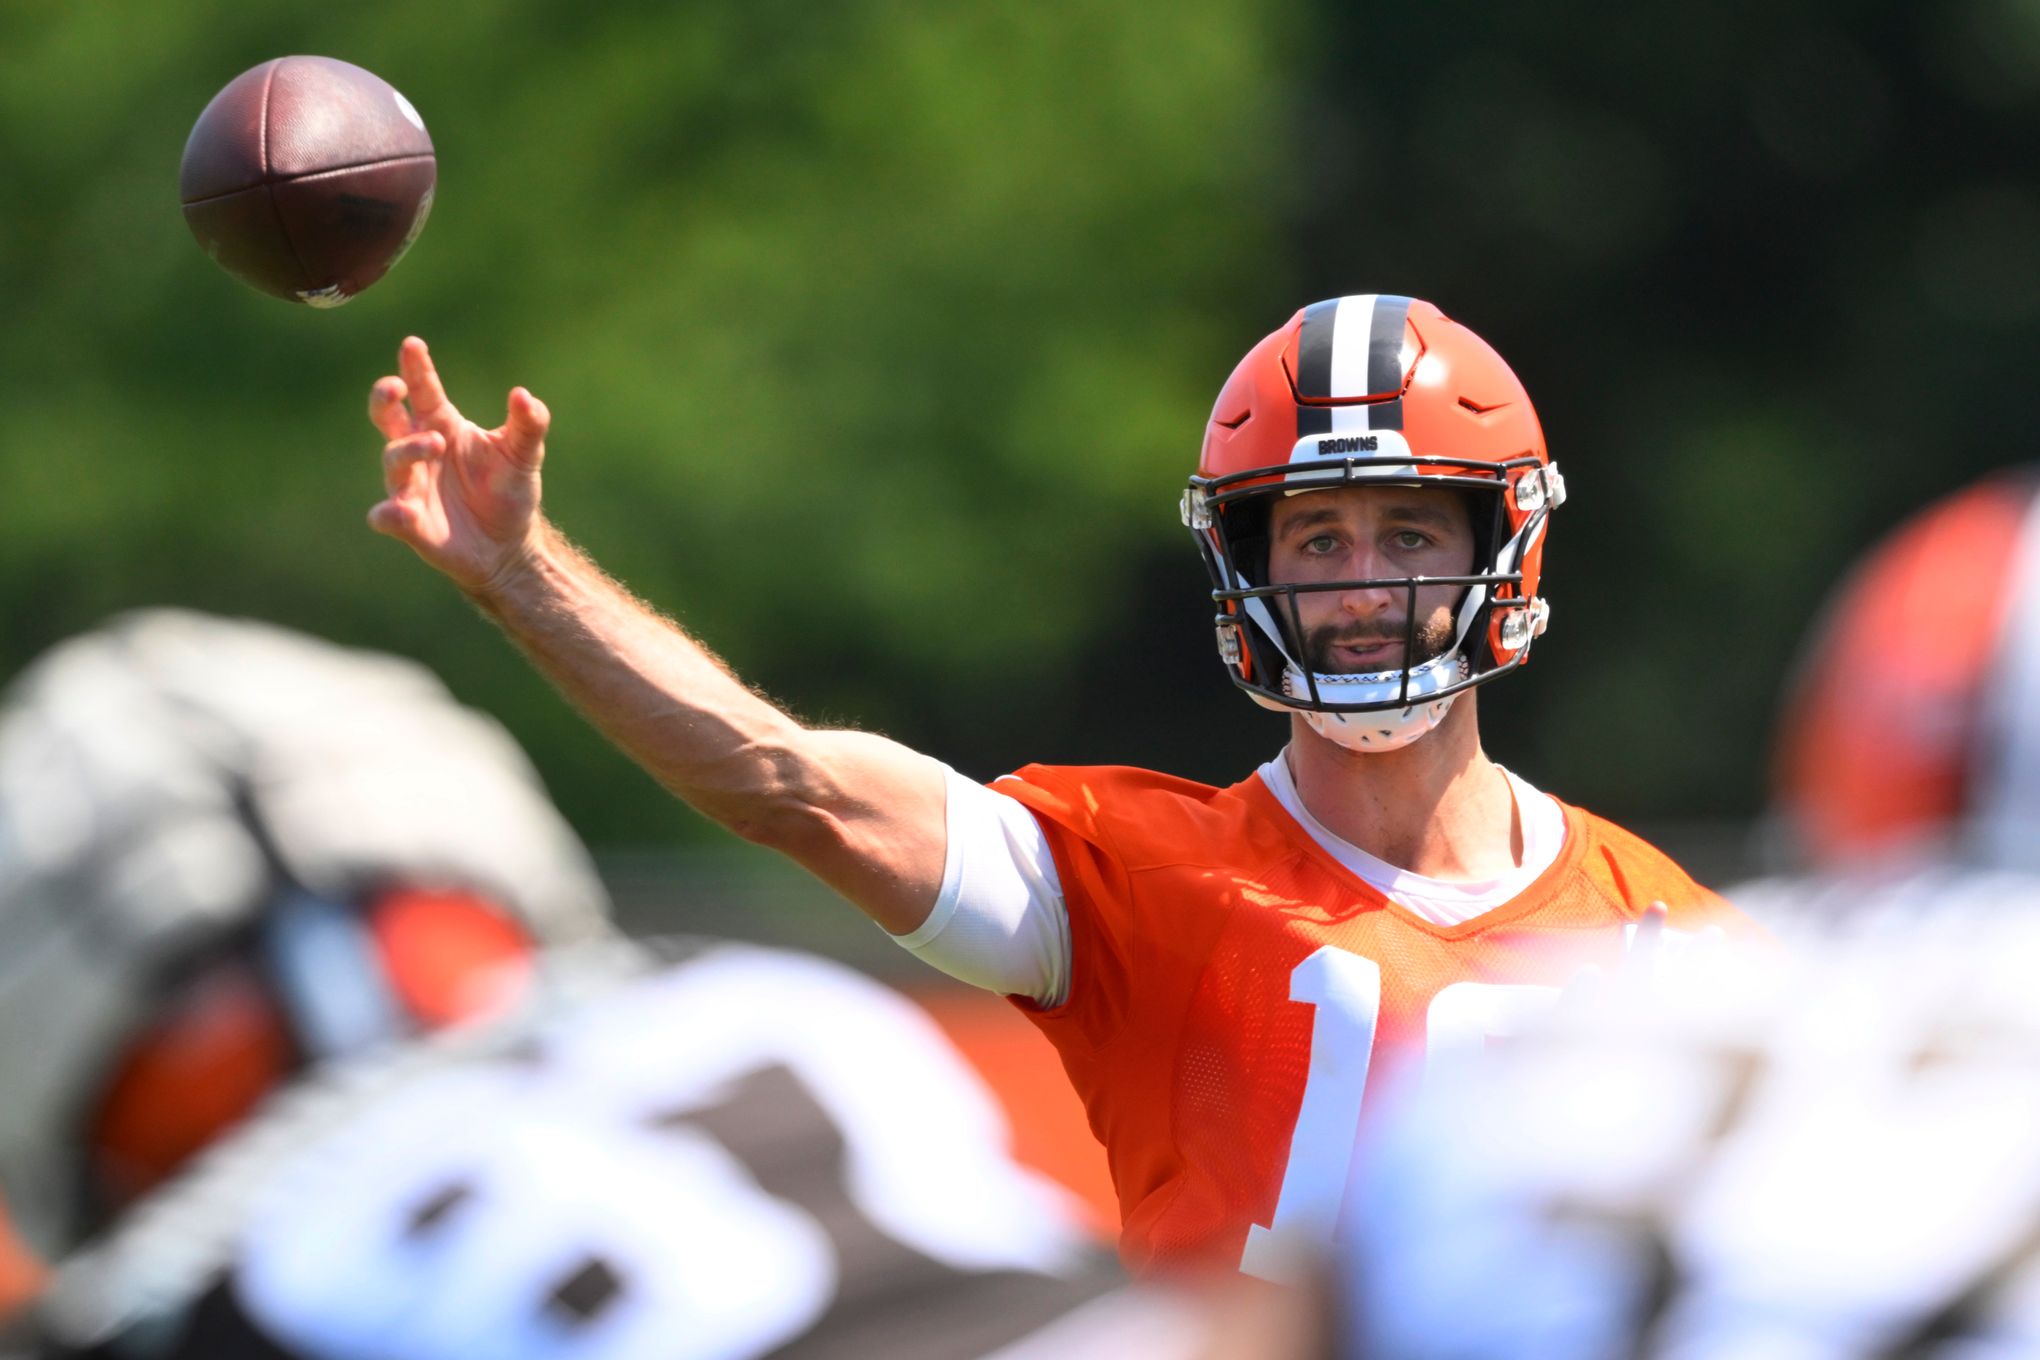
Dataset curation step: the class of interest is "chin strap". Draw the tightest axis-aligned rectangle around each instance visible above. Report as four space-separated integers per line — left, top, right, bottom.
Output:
1298 697 1457 754
1287 651 1470 753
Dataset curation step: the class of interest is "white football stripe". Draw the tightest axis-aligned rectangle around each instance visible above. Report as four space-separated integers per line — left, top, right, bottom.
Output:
1973 487 2040 863
1329 403 1372 433
1330 294 1378 399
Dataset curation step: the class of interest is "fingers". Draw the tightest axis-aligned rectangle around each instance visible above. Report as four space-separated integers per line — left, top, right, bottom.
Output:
382 430 443 495
366 499 417 539
500 387 550 468
368 377 413 442
397 336 452 421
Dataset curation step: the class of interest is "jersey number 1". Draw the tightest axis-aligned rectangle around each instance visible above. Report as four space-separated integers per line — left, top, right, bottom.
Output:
1238 944 1560 1280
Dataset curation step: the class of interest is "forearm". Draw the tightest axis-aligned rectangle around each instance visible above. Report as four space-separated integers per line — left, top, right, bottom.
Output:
468 521 821 840
464 522 947 931
362 342 944 931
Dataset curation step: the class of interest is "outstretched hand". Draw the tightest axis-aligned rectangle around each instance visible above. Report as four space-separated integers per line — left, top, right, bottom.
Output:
366 337 550 595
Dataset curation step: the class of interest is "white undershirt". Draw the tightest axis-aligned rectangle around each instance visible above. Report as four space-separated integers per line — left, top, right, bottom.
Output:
1253 753 1566 926
889 769 1074 1005
892 755 1568 1005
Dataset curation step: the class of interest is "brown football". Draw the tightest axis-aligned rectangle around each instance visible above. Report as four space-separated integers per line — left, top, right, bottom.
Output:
179 56 436 307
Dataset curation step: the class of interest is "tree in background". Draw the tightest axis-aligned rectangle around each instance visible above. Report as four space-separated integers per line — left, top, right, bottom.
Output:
1283 0 2040 827
0 0 1293 843
7 0 2040 858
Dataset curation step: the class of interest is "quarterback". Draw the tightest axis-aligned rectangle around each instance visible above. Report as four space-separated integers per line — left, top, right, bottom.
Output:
365 294 1753 1275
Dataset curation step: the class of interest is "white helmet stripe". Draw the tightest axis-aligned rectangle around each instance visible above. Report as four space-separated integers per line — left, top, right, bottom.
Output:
1328 294 1380 401
1295 294 1414 409
1329 402 1375 434
1970 483 2040 864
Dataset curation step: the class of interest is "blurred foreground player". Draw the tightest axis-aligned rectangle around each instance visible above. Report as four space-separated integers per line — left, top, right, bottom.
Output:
39 942 1206 1360
0 608 610 1272
1343 906 2040 1359
1336 470 2040 1357
0 613 1197 1359
364 298 1754 1276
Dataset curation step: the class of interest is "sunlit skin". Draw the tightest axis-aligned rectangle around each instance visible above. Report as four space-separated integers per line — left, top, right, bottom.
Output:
1264 483 1475 675
1264 485 1523 880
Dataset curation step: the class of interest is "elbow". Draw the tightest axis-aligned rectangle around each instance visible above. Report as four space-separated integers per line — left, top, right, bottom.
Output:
727 794 850 861
712 739 847 855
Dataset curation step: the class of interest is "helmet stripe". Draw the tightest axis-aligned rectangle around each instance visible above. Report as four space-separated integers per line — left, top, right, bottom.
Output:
1367 295 1413 396
1297 296 1341 439
1971 479 2040 863
1295 298 1342 400
1328 402 1372 433
1297 294 1412 429
1328 294 1378 398
1368 295 1411 430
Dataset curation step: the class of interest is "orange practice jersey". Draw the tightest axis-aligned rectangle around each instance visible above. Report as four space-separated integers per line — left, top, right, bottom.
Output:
996 763 1754 1277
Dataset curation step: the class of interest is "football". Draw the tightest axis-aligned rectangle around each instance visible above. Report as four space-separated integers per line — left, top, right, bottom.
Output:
179 56 436 308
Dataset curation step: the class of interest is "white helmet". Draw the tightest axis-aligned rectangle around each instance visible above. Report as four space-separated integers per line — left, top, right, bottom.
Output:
0 610 612 1256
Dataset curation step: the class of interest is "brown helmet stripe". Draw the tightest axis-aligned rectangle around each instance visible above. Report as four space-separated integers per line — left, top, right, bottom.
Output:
1366 294 1412 430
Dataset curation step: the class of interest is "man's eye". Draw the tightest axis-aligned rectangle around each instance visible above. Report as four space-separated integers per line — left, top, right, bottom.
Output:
1392 531 1431 551
1304 535 1341 554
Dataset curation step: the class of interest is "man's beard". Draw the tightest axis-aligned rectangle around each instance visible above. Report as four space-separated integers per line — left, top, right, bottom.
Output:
1301 611 1456 675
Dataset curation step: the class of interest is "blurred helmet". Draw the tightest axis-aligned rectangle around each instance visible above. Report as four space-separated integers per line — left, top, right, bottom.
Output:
1771 470 2040 871
0 610 612 1257
1183 295 1562 752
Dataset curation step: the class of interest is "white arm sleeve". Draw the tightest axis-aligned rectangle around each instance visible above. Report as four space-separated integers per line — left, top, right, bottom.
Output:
886 768 1071 1007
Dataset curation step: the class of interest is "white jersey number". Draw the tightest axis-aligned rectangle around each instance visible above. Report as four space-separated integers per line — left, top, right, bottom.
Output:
1238 946 1560 1280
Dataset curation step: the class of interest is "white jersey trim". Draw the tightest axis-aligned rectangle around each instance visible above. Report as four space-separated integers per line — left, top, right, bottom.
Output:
1255 750 1567 926
888 767 1070 1007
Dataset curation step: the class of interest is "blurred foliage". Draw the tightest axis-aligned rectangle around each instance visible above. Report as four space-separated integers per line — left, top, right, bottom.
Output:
5 0 2040 851
0 0 1292 843
1279 0 2040 823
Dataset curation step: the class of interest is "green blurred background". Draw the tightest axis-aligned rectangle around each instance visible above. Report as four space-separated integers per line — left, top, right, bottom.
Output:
6 0 2039 895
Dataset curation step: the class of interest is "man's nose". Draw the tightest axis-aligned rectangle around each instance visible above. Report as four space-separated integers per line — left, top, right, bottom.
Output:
1336 583 1398 619
1335 544 1400 616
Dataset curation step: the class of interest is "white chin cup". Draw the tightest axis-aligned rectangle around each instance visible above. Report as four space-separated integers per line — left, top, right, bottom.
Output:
1282 649 1469 753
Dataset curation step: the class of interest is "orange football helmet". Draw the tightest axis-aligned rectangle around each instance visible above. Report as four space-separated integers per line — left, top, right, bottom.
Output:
1183 295 1562 751
1773 471 2040 870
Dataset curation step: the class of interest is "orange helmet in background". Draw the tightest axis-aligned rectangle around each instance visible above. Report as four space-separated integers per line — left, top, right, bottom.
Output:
1772 471 2040 870
1184 295 1563 752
